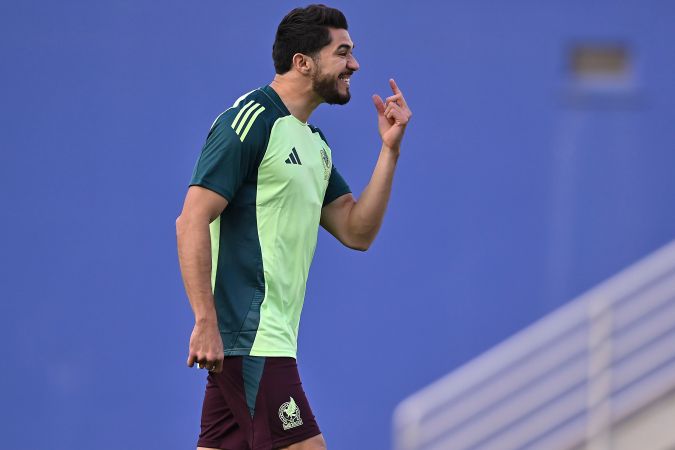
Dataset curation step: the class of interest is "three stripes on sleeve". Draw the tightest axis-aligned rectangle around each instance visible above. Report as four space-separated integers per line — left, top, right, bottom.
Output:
231 100 266 142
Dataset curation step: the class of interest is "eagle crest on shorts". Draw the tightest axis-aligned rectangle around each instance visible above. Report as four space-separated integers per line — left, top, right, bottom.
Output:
279 396 303 430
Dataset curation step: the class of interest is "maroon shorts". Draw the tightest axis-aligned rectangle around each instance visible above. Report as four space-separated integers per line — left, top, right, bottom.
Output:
197 356 321 450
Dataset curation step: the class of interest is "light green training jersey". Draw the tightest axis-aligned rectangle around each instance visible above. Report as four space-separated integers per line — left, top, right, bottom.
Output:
190 85 351 358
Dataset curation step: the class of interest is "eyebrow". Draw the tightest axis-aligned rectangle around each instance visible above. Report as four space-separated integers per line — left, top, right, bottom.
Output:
335 43 355 52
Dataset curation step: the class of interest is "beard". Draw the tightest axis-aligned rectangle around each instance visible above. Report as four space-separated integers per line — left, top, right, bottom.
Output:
311 69 351 105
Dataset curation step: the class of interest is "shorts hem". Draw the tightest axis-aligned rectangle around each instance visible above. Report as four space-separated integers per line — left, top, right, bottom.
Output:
253 428 321 450
196 438 225 449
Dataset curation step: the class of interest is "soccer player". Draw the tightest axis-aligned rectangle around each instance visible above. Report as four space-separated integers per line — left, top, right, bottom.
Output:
176 4 412 449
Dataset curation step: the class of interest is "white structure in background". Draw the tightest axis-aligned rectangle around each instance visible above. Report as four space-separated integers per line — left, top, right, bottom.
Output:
393 241 675 450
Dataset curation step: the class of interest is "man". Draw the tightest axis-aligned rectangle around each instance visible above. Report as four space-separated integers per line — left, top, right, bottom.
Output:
176 4 411 449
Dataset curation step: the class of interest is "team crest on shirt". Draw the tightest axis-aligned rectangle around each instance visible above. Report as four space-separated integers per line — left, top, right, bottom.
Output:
320 147 331 181
279 397 303 430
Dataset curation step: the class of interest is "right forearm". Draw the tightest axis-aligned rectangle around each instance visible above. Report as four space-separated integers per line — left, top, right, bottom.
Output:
176 215 217 323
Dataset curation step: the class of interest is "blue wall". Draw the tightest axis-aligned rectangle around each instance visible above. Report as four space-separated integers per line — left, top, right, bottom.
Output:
2 1 674 448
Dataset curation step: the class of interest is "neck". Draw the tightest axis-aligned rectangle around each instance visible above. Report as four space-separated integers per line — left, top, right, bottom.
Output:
270 75 322 123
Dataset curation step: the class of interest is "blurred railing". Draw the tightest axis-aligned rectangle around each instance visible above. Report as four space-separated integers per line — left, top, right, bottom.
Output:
393 240 675 450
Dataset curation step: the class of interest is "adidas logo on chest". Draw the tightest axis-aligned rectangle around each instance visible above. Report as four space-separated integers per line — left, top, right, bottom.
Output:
281 146 331 183
285 147 302 165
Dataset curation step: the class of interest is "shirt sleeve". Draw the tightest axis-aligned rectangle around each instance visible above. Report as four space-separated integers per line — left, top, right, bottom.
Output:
189 112 264 201
323 164 351 206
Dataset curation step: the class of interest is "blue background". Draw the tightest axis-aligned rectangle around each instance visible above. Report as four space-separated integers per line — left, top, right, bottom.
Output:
2 0 674 448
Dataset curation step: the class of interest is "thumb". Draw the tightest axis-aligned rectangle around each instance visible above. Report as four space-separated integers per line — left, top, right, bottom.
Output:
372 94 385 115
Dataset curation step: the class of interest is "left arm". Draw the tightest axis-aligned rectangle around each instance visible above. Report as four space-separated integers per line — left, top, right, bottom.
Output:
321 79 412 251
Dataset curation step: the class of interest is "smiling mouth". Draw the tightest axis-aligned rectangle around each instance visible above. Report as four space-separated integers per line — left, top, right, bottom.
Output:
338 73 351 86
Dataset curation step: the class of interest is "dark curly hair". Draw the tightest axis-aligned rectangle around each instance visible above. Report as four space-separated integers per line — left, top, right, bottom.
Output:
272 4 348 74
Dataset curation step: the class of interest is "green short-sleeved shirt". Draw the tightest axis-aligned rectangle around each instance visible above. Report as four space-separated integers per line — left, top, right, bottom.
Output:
190 85 351 358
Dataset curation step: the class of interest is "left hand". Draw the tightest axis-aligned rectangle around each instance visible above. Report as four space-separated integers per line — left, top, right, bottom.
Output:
372 78 412 151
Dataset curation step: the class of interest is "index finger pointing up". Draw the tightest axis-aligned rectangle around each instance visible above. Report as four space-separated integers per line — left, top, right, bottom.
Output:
389 78 401 94
389 78 408 107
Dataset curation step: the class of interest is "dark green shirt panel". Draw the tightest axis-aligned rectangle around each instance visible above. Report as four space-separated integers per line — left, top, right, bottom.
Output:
323 165 352 206
214 203 265 353
309 124 329 146
190 110 268 202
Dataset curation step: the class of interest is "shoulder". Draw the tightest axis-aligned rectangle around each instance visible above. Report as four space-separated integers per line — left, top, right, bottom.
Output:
209 88 288 145
308 124 330 146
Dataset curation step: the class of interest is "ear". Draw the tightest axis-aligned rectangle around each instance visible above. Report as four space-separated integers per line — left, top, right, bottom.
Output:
291 53 315 75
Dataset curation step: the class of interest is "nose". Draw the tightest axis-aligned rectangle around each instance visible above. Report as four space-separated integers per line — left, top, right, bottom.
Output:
348 54 360 72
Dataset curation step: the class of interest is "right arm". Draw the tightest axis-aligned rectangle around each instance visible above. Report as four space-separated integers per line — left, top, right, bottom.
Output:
176 186 228 373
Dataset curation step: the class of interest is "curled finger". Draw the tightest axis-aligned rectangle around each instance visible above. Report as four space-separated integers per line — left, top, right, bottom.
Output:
384 102 397 117
212 360 223 373
385 109 401 121
385 103 402 116
386 94 402 106
384 104 392 117
211 359 223 374
388 107 408 125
